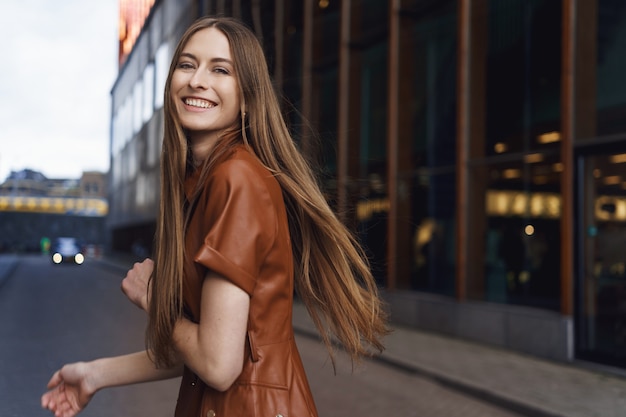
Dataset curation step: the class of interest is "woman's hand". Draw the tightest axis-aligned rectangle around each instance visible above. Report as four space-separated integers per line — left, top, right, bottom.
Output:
121 258 154 312
41 362 95 417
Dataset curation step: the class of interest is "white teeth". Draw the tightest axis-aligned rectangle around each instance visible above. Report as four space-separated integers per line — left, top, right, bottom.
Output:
184 98 214 108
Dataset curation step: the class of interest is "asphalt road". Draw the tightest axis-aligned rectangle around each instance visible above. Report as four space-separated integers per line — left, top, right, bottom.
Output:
0 255 523 417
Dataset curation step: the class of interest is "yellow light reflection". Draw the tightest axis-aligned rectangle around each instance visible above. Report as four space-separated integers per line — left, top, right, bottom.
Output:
524 224 535 236
537 131 561 144
524 153 544 164
502 169 521 179
610 153 626 164
494 142 508 153
603 175 621 185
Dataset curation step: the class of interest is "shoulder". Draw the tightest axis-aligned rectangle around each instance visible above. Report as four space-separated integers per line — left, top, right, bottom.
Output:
207 146 280 202
212 146 271 183
199 146 279 210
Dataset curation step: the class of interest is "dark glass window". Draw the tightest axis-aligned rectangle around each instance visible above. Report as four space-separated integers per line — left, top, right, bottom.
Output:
356 42 388 286
575 1 626 369
577 148 626 368
486 0 561 157
596 1 626 136
403 0 458 295
481 0 562 310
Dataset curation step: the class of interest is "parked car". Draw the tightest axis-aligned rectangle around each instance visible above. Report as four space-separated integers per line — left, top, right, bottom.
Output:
51 237 85 265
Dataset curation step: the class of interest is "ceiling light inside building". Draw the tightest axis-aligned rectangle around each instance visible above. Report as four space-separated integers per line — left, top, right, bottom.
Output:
609 153 626 164
524 153 544 164
537 131 561 144
604 175 621 185
524 224 535 236
494 142 507 153
502 169 521 179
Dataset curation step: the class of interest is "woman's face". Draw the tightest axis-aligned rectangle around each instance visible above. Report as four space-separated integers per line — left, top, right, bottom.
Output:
170 27 241 146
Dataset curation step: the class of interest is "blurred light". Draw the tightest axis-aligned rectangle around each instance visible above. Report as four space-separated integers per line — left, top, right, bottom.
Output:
75 254 85 265
537 131 561 144
524 224 535 236
318 0 330 8
502 169 521 179
604 175 621 185
552 163 563 172
119 0 155 66
524 153 544 164
593 169 602 178
494 142 508 153
52 253 62 264
519 271 530 283
610 153 626 164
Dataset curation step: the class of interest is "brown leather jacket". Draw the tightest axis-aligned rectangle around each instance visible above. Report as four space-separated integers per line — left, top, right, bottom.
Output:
175 144 318 417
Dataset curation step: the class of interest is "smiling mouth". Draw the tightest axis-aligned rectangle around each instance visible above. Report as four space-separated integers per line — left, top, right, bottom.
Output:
184 98 216 109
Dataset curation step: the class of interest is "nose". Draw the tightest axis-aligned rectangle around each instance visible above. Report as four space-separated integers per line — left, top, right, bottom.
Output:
189 69 209 89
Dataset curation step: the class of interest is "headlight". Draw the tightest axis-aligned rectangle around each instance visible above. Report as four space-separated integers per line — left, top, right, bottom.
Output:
52 253 63 264
74 253 85 265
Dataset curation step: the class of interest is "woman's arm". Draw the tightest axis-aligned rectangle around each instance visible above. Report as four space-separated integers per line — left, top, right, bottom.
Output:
88 350 183 388
172 271 250 392
41 350 183 417
122 259 250 392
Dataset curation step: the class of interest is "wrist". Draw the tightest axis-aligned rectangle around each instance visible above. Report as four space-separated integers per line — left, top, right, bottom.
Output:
83 359 105 394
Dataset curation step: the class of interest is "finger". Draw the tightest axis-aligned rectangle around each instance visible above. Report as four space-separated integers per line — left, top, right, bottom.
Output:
47 370 62 389
57 400 71 416
120 277 129 295
41 393 53 409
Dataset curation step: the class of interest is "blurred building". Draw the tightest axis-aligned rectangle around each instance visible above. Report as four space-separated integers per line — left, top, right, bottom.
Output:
0 169 107 200
109 0 626 370
0 169 108 252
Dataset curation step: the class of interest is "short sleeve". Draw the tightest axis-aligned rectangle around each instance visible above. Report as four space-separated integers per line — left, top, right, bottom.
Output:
193 158 277 296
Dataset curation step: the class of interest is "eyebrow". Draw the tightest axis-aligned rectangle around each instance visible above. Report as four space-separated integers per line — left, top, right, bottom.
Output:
179 52 233 66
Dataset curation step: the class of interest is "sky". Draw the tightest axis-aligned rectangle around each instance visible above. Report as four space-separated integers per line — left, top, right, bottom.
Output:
0 0 118 182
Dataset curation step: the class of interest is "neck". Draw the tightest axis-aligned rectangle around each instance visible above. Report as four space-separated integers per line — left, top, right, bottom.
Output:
188 127 242 167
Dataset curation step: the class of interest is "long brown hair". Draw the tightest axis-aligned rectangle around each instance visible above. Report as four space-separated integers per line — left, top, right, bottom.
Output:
148 16 388 368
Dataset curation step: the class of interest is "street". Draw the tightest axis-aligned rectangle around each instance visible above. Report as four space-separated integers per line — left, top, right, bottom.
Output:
0 255 523 417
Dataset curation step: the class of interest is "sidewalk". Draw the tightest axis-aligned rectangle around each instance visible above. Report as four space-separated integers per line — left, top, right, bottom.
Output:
292 302 626 417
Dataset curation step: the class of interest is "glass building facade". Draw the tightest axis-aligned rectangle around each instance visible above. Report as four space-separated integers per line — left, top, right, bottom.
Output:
109 0 626 369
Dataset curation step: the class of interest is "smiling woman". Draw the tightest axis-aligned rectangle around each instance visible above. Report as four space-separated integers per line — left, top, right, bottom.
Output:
170 27 242 161
41 16 388 417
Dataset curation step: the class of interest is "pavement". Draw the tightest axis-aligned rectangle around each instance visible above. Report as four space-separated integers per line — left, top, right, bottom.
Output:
3 253 626 417
0 254 18 289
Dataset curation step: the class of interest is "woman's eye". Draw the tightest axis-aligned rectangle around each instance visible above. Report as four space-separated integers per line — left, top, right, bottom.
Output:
213 67 230 75
177 62 194 70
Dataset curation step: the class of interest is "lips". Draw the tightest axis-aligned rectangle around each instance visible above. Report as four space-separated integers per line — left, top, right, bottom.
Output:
184 98 216 108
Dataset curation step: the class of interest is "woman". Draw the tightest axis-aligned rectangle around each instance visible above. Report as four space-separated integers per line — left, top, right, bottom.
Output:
41 16 387 417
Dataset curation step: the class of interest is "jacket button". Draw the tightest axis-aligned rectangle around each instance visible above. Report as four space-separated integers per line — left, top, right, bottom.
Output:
207 410 216 417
